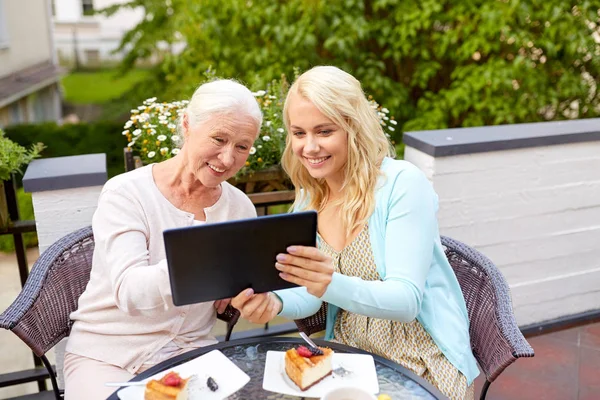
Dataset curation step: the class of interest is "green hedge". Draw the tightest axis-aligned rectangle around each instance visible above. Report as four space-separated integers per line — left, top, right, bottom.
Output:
4 121 126 179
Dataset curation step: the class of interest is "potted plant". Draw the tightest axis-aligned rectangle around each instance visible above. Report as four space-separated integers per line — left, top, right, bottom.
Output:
122 71 397 194
0 129 44 230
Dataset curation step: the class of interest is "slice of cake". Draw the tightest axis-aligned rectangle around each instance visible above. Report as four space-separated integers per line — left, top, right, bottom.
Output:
284 345 333 391
144 371 190 400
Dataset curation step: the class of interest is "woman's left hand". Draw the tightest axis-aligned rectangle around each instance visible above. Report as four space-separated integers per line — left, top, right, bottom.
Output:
275 246 334 298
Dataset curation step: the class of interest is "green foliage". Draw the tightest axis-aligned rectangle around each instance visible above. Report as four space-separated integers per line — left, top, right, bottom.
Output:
0 188 37 252
0 129 44 181
105 0 600 135
4 122 126 179
61 69 152 104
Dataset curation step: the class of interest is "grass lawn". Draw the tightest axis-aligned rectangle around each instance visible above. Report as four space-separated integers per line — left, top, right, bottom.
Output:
61 69 152 104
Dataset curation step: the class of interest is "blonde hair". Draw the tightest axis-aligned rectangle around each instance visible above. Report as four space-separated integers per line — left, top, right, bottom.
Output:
282 66 395 237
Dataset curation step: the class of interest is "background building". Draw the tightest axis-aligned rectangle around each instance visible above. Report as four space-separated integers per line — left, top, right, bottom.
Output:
52 0 143 67
0 0 62 128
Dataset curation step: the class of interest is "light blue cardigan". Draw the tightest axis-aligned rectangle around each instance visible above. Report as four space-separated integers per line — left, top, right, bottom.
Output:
275 157 480 385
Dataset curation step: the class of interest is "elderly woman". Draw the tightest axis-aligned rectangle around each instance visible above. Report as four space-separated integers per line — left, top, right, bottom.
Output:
64 79 262 400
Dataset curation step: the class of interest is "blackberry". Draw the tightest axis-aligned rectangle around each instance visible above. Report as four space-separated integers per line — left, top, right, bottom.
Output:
207 376 218 392
309 346 323 356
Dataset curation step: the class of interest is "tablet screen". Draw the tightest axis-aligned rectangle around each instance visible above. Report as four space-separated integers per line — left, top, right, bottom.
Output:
164 211 317 306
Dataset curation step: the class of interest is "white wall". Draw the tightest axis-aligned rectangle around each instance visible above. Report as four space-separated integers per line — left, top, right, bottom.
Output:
53 0 143 64
32 186 102 253
405 141 600 326
0 0 53 78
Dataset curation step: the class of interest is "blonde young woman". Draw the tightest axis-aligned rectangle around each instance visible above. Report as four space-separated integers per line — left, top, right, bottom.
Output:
232 66 479 399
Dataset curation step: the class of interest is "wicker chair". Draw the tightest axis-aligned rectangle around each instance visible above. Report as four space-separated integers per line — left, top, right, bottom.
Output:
294 236 534 400
0 226 240 400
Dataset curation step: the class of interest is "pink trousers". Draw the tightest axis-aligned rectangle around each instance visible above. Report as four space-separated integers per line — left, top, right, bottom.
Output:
64 352 135 400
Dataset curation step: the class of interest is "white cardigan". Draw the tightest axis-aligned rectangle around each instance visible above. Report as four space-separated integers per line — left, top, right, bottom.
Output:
67 165 256 373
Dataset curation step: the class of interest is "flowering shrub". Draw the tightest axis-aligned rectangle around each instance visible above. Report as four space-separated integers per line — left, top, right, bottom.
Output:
122 98 187 164
123 74 397 176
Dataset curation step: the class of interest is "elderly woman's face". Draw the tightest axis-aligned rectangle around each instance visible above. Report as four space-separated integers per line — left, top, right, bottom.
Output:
184 113 258 187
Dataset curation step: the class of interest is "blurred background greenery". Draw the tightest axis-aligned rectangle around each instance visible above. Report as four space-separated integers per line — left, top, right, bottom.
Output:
2 0 599 251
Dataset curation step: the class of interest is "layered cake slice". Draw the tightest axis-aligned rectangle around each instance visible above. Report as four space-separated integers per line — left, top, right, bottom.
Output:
144 371 190 400
284 345 334 391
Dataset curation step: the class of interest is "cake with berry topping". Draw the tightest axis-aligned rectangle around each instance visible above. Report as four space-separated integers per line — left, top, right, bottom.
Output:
284 345 333 391
144 371 190 400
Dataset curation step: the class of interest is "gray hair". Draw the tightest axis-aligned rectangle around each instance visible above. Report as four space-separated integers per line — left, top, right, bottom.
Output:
180 79 262 140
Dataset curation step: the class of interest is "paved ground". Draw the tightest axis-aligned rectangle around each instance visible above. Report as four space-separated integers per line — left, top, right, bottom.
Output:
473 322 600 399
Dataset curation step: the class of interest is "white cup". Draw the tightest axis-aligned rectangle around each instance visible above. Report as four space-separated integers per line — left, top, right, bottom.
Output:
320 386 377 400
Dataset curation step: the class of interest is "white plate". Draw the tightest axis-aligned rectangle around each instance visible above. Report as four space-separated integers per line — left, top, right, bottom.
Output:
262 351 379 398
117 350 250 400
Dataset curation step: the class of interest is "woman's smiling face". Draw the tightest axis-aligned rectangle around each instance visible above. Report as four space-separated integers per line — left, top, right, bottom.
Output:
287 92 348 187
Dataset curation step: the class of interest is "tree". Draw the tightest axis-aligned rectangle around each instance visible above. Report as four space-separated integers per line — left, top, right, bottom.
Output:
104 0 600 136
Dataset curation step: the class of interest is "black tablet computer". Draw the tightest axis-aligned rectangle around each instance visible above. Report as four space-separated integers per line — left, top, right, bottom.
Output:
164 210 317 306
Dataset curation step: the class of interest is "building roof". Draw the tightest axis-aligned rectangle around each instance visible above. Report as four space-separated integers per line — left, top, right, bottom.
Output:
0 62 65 108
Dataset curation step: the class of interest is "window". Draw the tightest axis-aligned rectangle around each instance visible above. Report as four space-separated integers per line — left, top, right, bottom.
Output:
81 0 94 16
0 0 9 48
84 49 100 66
9 101 25 125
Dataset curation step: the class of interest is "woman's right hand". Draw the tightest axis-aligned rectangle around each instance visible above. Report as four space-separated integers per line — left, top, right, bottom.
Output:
231 289 282 324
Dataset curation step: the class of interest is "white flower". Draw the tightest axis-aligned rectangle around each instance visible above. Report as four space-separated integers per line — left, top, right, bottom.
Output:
147 151 156 158
160 147 169 153
269 95 276 99
168 123 177 129
171 148 180 155
383 116 389 121
171 135 181 142
249 147 256 155
382 108 389 113
252 90 266 97
159 120 169 125
262 135 271 141
127 141 136 147
131 109 140 114
158 115 168 120
133 129 142 136
137 106 146 110
144 97 157 104
265 121 272 127
277 128 284 133
149 129 156 135
122 130 129 136
124 121 133 128
390 120 398 125
257 145 262 149
157 135 167 142
388 126 395 131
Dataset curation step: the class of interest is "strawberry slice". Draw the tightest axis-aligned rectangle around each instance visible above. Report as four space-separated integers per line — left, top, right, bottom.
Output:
162 372 181 387
297 345 313 358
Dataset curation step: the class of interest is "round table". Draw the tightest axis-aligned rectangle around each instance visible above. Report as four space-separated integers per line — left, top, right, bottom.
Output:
107 337 448 399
